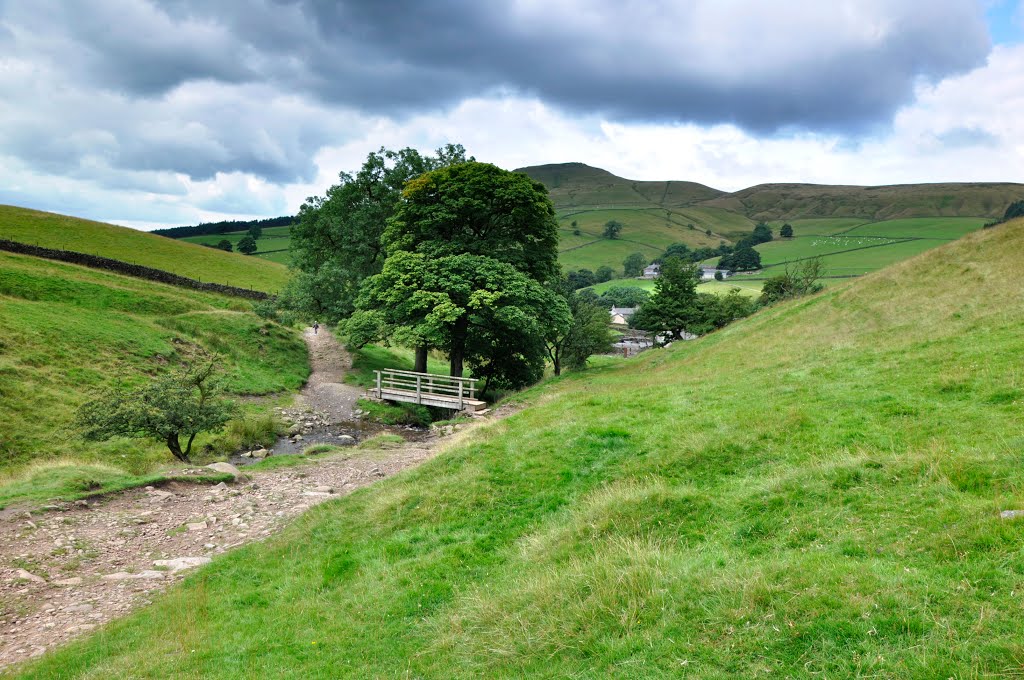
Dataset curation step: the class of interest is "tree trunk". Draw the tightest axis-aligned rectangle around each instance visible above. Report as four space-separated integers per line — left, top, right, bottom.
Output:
449 315 469 378
414 345 428 373
166 432 190 463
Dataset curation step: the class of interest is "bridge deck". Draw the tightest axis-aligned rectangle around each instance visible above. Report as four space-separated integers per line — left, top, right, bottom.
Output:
372 369 486 412
373 386 487 411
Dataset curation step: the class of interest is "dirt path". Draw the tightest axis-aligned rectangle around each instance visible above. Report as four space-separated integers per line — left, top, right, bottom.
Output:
296 327 365 423
0 328 452 669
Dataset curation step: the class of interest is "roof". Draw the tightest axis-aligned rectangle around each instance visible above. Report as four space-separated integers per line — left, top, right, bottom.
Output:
610 307 636 315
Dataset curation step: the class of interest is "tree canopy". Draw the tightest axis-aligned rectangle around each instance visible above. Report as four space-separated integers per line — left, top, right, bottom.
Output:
623 252 647 277
237 235 258 255
546 280 614 376
719 245 762 271
285 144 469 323
603 220 623 239
383 161 559 284
352 161 566 387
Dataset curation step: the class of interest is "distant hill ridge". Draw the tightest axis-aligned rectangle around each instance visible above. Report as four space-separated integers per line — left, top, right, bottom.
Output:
517 162 1024 220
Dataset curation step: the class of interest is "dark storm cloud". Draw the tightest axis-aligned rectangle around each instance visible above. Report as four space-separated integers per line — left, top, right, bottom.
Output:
0 0 992 186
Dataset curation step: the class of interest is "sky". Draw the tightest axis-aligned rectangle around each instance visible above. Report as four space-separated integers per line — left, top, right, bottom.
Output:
1 0 1023 230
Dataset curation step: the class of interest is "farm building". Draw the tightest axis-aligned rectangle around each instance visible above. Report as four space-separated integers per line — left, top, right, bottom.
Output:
641 263 660 279
610 307 636 325
700 266 731 281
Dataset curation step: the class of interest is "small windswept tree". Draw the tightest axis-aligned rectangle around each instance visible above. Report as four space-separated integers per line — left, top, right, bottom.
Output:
215 239 233 252
76 360 238 463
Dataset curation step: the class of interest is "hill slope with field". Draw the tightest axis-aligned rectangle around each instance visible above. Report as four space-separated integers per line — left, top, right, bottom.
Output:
0 205 290 293
20 219 1024 678
518 163 1024 278
0 251 307 505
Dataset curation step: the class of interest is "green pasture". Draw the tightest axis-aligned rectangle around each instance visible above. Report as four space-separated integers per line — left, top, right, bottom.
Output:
0 205 290 292
845 216 988 239
181 225 293 265
589 277 761 298
0 251 307 502
19 221 1024 678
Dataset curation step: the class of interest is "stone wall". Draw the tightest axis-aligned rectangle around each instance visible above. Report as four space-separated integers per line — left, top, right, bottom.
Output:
0 239 271 300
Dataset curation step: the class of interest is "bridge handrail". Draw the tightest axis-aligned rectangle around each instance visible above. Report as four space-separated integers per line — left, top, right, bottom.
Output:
373 369 478 407
376 368 477 384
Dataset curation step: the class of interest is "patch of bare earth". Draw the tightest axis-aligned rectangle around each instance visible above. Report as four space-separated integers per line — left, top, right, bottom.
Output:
0 443 437 668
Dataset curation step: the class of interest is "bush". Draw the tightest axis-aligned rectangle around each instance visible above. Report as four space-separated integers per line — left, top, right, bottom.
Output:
357 398 432 427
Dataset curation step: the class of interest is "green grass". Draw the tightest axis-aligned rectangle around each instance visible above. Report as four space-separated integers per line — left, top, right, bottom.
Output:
0 251 308 493
0 205 289 292
749 217 991 278
181 225 293 265
344 343 451 389
17 219 1024 676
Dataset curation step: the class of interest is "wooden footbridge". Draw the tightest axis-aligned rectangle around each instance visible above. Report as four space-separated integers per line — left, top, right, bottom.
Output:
372 369 487 412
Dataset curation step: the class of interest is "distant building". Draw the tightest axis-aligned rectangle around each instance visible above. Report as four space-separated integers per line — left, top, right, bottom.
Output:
609 307 636 325
700 266 731 281
641 263 660 279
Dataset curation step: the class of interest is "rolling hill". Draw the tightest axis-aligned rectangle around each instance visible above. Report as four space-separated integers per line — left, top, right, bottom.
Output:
518 163 1024 278
20 219 1024 678
0 205 290 293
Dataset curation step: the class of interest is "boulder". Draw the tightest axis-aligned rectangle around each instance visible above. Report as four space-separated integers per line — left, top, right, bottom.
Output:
14 568 45 584
337 435 356 445
251 449 270 460
206 462 246 481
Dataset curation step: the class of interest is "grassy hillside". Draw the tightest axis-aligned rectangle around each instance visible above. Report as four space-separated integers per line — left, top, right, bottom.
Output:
700 181 1023 221
0 205 290 292
181 225 293 265
520 164 1020 277
0 251 307 485
18 220 1024 678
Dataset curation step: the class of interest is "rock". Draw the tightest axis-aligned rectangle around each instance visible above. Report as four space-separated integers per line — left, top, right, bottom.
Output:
187 521 208 531
241 451 253 458
74 500 89 508
251 449 269 460
64 603 93 612
302 492 332 498
148 489 174 499
101 571 164 581
311 486 334 494
1000 509 1024 520
14 569 45 584
337 435 356 445
54 577 83 586
287 424 302 436
153 556 211 572
206 462 246 480
292 434 304 442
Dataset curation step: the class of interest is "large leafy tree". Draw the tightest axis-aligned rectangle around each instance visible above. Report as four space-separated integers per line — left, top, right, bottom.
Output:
353 162 565 385
285 144 469 324
349 252 569 390
382 162 560 284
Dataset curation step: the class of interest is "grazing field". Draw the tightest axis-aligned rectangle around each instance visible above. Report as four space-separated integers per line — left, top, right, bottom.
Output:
0 205 290 292
750 217 990 277
0 251 307 505
181 225 293 265
25 226 1024 677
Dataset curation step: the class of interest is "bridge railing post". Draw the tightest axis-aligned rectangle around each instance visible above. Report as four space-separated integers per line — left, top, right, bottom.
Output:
375 370 381 398
416 374 422 404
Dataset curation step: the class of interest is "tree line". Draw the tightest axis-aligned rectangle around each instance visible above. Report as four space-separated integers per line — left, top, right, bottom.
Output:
154 216 295 239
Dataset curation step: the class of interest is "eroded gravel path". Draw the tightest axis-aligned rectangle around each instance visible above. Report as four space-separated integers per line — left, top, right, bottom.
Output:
0 327 447 669
296 327 365 422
